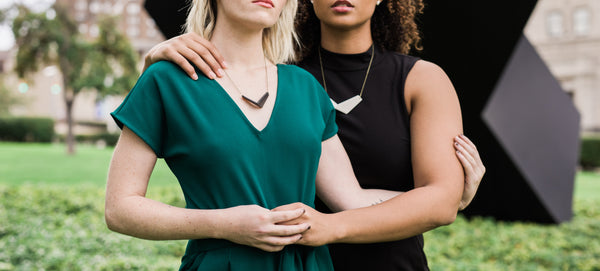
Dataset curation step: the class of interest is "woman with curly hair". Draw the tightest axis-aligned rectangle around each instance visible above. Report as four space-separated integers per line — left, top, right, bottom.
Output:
141 0 485 270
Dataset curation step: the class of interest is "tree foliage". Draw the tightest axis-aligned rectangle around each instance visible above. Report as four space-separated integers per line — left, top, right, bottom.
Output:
11 3 138 154
0 76 26 116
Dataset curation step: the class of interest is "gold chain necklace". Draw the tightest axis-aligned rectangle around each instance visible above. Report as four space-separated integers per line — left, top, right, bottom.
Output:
319 45 375 114
223 57 270 108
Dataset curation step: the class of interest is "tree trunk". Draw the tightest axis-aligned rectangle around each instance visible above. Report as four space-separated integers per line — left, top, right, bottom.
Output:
65 95 75 155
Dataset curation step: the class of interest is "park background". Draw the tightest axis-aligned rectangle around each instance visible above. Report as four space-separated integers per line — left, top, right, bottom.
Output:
1 0 600 270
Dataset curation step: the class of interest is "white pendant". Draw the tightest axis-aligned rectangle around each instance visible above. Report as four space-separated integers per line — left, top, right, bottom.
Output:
330 95 362 114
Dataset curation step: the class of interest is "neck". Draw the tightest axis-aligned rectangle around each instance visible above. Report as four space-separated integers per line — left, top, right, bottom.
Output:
210 18 267 69
320 21 373 54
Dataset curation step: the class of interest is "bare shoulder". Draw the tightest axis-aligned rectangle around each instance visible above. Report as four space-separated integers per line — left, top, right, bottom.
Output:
405 60 456 112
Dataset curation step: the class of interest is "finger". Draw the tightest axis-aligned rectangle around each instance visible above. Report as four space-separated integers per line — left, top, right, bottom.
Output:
267 223 311 236
455 141 477 166
456 148 475 175
261 233 304 247
454 136 476 156
192 34 227 68
173 45 216 80
459 134 476 148
185 40 224 78
269 208 306 223
258 244 286 252
457 135 485 176
199 36 227 69
161 49 200 80
459 135 483 162
271 202 304 212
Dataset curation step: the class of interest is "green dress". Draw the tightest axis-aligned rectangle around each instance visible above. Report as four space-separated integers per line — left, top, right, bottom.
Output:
111 61 337 271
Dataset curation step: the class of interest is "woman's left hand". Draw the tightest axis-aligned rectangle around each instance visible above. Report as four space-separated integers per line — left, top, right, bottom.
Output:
272 203 338 247
454 135 486 210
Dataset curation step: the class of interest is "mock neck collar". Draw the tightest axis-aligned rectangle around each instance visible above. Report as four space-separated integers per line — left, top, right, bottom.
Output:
317 45 385 71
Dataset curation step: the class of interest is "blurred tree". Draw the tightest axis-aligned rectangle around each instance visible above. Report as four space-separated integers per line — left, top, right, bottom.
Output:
11 4 138 154
0 76 26 116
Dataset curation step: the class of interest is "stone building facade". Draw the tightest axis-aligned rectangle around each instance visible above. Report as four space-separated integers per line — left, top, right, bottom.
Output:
525 0 600 133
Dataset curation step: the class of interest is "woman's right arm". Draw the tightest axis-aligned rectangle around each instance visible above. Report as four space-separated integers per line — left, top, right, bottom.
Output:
105 126 309 252
143 32 226 80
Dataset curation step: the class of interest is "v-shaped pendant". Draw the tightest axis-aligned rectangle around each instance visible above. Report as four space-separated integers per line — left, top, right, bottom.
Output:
242 92 269 108
330 95 362 114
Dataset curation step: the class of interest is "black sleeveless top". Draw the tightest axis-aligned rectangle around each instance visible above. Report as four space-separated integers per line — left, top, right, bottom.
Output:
298 46 428 271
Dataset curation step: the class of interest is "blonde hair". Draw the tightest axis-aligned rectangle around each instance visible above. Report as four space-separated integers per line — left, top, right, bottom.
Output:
185 0 299 64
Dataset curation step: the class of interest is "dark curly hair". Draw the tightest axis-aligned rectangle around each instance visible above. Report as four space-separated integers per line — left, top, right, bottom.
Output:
295 0 424 60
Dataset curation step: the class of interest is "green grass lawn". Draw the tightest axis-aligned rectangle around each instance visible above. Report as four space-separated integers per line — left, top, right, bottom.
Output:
0 142 177 187
1 142 599 270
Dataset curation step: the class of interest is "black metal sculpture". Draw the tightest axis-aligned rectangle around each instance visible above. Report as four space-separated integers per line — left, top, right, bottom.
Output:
144 0 581 223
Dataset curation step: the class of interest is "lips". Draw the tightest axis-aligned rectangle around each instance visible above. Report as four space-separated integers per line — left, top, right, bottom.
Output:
332 0 354 8
331 0 354 12
252 0 274 8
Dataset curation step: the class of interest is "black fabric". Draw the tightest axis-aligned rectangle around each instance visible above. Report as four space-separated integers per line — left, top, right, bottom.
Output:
299 46 428 271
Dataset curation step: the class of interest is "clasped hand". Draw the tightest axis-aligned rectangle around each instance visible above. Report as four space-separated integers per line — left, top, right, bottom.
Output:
221 203 327 252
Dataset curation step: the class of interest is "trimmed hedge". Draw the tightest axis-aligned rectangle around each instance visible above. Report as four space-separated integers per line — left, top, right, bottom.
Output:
76 132 120 146
580 137 600 169
56 132 120 146
0 117 55 143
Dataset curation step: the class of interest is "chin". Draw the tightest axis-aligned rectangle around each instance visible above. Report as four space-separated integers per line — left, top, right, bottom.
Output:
323 17 369 31
248 17 279 29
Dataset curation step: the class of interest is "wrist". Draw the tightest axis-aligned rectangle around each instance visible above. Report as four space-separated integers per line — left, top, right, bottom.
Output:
327 212 349 243
195 208 227 240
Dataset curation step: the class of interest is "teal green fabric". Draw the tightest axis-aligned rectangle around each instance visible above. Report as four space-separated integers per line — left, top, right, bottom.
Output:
111 61 337 271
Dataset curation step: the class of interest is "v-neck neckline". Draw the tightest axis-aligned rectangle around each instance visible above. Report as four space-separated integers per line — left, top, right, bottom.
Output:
209 64 281 134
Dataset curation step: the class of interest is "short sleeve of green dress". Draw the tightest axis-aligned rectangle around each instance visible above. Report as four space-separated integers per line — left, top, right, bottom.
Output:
111 61 337 271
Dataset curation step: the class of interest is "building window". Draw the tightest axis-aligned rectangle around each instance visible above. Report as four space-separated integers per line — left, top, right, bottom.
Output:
547 11 564 38
127 3 141 15
75 0 87 11
127 17 140 25
146 19 159 37
573 7 591 36
127 27 140 37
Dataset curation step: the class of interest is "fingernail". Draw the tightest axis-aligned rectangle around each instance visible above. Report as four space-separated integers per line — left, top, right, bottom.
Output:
192 73 198 80
222 61 228 69
217 69 224 77
208 72 216 80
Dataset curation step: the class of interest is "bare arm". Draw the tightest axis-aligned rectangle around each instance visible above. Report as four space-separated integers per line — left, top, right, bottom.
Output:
314 135 402 212
276 61 465 245
105 126 310 252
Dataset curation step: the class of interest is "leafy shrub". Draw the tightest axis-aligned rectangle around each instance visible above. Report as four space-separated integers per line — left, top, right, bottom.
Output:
580 137 600 169
0 185 186 270
55 132 120 146
1 183 599 270
77 133 120 146
0 117 54 143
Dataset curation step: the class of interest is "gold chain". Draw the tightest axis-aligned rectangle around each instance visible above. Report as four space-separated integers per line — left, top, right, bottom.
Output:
318 45 375 97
